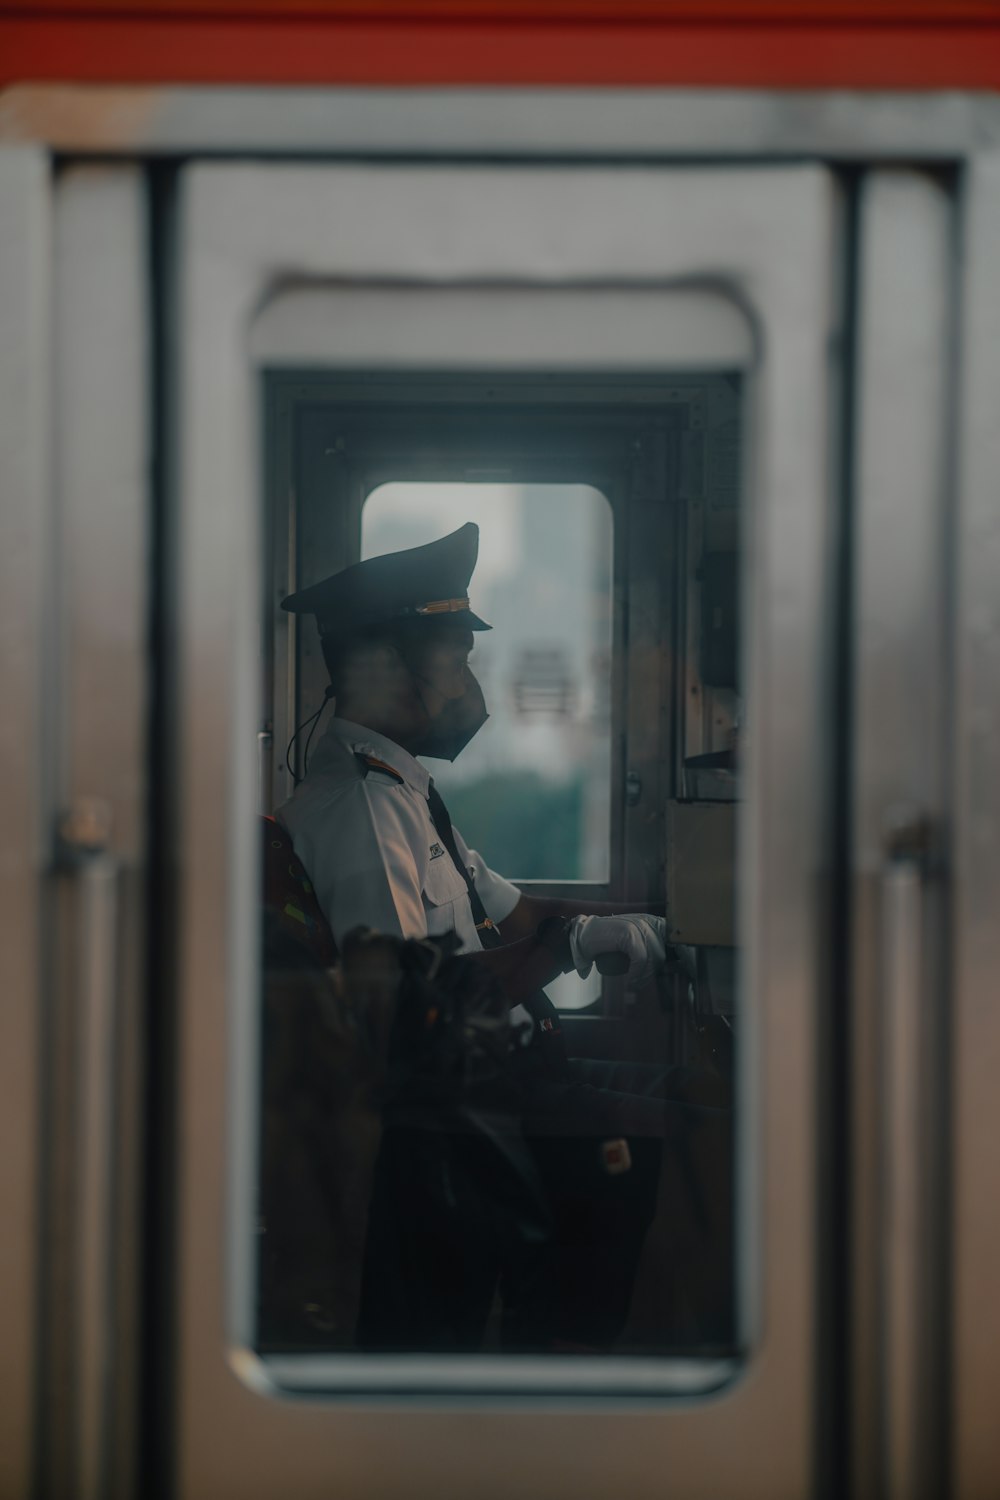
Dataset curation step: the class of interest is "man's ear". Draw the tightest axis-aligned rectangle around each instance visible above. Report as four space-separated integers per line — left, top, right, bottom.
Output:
378 641 411 675
336 640 398 704
388 636 424 678
353 638 398 669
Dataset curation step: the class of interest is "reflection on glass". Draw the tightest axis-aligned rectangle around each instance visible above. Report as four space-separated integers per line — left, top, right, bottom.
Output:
257 382 740 1372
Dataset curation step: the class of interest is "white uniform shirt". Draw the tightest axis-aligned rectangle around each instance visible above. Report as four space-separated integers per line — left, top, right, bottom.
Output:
277 715 523 961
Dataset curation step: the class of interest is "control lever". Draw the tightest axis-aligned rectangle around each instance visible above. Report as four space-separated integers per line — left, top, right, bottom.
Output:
596 947 685 979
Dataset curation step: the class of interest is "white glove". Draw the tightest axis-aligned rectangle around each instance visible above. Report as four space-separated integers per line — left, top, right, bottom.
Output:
568 914 669 987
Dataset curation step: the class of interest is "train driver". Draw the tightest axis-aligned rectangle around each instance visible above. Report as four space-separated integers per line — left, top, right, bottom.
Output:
277 523 707 1352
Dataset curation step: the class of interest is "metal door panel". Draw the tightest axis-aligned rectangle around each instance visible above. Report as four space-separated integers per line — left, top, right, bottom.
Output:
172 163 838 1499
848 170 954 1500
0 148 150 1500
53 166 150 863
48 163 151 1500
0 143 51 1500
951 149 1000 1500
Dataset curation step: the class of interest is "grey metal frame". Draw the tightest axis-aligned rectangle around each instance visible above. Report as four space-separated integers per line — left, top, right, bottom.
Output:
172 161 836 1499
2 85 1000 159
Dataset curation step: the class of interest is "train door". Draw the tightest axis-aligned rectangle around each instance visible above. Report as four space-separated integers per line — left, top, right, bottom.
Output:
7 143 997 1500
168 162 837 1499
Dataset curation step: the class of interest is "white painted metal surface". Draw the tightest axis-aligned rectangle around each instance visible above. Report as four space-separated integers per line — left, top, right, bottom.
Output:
172 162 838 1498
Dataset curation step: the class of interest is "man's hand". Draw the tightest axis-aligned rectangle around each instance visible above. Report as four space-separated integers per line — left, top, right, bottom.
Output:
497 892 665 944
569 914 669 987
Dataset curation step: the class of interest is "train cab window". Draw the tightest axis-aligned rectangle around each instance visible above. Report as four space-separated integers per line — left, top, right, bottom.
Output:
361 481 613 886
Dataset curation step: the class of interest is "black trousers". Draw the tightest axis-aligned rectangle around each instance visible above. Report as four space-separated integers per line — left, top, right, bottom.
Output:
356 1055 728 1354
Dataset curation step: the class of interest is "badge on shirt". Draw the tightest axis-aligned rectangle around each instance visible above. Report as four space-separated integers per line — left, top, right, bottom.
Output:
429 842 445 860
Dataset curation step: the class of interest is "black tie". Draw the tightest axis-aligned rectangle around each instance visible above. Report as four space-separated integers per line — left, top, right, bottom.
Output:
426 782 563 1050
426 781 503 950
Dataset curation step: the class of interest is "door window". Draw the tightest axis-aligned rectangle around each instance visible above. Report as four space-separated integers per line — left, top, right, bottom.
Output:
260 385 742 1357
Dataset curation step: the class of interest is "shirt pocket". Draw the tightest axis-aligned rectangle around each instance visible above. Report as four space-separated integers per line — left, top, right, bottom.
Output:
421 855 470 931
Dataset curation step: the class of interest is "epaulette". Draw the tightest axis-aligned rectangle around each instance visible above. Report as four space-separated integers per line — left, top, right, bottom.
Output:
354 751 405 786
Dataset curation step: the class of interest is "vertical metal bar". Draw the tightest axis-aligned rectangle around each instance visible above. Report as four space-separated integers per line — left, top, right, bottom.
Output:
0 143 51 1500
681 425 706 768
879 812 934 1500
623 425 670 907
849 170 953 1500
54 805 120 1500
951 149 1000 1500
266 382 297 812
47 161 151 1500
256 730 273 815
76 854 119 1500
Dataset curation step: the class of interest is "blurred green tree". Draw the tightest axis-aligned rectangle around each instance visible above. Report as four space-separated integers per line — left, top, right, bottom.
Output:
443 772 583 882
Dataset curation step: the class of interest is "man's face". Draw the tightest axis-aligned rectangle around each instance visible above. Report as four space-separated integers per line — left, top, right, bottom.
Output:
401 625 488 761
405 627 477 716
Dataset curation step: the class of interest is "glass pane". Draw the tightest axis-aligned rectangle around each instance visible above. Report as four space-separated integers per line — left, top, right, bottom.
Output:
361 482 613 882
258 378 740 1373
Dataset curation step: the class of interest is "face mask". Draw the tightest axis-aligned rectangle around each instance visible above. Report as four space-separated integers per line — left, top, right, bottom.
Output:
412 665 489 762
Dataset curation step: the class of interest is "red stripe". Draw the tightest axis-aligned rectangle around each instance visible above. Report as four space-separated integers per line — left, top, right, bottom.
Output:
5 1 1000 19
363 756 404 781
2 17 1000 87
